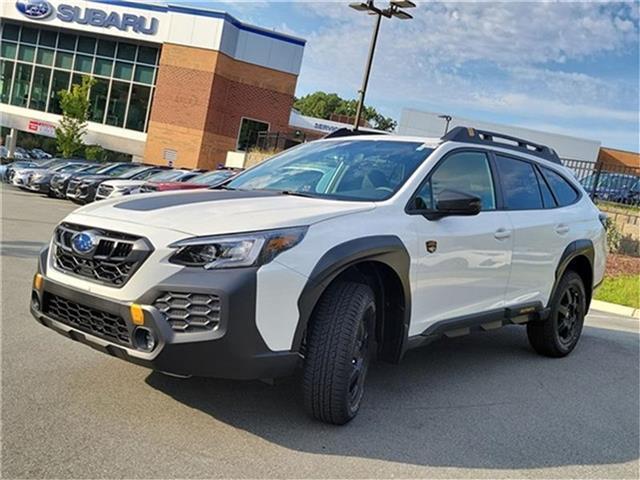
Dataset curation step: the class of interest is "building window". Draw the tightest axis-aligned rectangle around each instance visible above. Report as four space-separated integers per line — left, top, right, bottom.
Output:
89 78 109 123
0 21 160 133
237 118 270 151
29 66 51 111
0 60 14 103
48 70 70 114
10 63 31 107
126 84 151 131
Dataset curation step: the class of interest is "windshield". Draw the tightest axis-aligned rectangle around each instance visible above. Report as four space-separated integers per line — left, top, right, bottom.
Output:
56 164 86 172
227 140 434 201
118 166 152 179
107 164 140 177
147 170 192 182
190 170 234 185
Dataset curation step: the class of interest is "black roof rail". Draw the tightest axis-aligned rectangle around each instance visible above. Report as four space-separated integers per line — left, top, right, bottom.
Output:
323 128 388 139
442 126 562 165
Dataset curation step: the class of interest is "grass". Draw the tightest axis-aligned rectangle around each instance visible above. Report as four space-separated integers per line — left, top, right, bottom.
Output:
594 275 640 309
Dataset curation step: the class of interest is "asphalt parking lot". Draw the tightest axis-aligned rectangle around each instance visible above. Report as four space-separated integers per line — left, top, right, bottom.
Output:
1 183 639 479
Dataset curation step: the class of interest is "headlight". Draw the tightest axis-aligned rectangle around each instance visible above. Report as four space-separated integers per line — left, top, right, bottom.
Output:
169 227 308 269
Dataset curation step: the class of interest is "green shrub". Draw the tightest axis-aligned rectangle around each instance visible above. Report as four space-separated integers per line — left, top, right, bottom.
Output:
605 218 623 254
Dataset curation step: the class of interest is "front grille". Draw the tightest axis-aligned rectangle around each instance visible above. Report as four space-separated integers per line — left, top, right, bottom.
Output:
96 184 113 198
43 292 131 345
52 223 152 287
153 292 221 332
66 179 80 195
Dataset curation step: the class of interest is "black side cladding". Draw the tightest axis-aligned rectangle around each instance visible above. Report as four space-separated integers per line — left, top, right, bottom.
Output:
294 235 411 355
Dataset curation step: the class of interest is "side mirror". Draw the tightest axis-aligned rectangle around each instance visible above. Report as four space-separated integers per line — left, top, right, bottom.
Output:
425 189 482 220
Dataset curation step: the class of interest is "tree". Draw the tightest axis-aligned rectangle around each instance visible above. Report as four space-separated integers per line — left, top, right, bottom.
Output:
293 91 397 132
55 76 95 158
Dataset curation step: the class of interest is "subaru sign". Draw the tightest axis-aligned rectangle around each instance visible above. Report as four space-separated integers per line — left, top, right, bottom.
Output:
15 1 159 35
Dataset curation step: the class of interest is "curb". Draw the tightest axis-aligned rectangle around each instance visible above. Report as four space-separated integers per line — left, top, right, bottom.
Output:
591 299 640 319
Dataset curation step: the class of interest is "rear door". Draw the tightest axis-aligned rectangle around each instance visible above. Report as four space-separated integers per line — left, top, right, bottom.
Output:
494 154 581 308
408 150 513 335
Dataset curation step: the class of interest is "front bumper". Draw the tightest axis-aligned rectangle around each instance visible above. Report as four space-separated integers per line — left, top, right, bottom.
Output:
26 179 50 193
30 248 299 379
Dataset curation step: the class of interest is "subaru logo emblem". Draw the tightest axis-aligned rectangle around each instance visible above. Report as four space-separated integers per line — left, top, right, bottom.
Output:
71 231 98 255
15 0 54 19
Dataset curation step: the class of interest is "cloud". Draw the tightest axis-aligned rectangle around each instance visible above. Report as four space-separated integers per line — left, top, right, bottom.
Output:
293 1 638 148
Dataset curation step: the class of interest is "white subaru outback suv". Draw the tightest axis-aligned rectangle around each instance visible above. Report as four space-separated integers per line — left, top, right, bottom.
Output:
31 126 606 425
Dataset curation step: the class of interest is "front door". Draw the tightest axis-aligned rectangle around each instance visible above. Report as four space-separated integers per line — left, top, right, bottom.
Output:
408 150 513 336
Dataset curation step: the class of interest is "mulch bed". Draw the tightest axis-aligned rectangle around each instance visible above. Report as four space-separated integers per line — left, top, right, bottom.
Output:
606 253 640 278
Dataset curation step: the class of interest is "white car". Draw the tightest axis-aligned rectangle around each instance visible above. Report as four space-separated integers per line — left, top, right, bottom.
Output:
94 169 195 200
30 126 606 425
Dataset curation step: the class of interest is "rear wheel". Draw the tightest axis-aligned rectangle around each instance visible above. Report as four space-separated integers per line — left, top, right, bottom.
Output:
527 271 586 357
302 281 376 425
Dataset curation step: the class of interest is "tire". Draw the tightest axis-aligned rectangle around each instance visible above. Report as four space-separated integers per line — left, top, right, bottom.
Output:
527 271 586 357
302 281 376 425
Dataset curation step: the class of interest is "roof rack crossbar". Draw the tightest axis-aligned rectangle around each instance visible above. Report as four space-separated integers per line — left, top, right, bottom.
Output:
442 126 562 164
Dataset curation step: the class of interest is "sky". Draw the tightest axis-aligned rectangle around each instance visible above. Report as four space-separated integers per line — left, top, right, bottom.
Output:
179 1 639 151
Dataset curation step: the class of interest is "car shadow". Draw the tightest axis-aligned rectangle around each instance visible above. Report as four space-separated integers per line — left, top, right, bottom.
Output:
145 325 639 470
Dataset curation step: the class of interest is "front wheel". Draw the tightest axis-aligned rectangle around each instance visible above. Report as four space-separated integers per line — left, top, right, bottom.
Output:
527 271 586 357
302 281 376 425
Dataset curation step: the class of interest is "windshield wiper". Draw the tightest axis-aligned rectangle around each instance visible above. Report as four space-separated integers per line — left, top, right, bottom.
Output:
278 190 316 198
210 184 236 191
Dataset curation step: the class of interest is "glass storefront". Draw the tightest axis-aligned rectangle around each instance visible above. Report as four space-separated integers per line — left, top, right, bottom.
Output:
0 22 159 132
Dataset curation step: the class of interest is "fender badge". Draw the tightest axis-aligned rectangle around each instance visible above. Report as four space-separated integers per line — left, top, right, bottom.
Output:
426 240 438 253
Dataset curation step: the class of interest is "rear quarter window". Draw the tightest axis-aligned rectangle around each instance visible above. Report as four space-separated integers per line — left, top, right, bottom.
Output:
542 167 579 206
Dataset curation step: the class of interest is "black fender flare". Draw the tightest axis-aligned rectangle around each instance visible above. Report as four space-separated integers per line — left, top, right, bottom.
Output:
551 239 595 308
293 236 412 354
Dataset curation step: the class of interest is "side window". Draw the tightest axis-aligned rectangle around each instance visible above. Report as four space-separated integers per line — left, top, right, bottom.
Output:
415 151 496 211
542 167 579 207
496 155 543 210
535 167 557 208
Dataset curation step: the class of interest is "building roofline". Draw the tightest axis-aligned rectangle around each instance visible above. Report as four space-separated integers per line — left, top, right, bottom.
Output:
600 146 639 155
87 0 307 47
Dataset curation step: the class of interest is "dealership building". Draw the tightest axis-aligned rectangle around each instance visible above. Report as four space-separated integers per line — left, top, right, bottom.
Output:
1 0 306 168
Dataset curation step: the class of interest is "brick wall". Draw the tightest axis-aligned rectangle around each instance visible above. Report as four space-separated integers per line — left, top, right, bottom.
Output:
144 44 298 169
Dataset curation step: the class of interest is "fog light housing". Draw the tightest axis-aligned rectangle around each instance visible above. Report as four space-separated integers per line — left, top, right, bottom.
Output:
31 292 40 311
133 327 156 352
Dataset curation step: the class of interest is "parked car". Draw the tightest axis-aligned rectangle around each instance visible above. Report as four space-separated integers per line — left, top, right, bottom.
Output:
138 169 206 192
25 162 92 194
49 163 115 198
30 126 606 425
30 148 53 160
66 163 160 204
168 169 239 190
580 172 640 205
94 166 174 200
3 160 40 183
14 147 33 160
10 158 72 187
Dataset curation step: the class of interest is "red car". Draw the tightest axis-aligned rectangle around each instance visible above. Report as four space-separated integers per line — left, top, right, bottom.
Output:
141 169 239 192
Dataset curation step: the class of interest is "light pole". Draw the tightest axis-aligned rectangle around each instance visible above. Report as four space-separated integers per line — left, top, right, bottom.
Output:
349 0 415 130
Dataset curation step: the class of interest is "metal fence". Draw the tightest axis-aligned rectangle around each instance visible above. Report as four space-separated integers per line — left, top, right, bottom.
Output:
562 159 640 206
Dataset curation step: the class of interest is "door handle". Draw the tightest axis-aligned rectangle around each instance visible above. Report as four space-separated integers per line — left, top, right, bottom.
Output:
555 224 570 235
494 228 512 240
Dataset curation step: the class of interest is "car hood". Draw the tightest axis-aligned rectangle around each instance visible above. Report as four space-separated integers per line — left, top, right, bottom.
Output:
76 174 112 183
101 179 147 188
71 190 376 236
